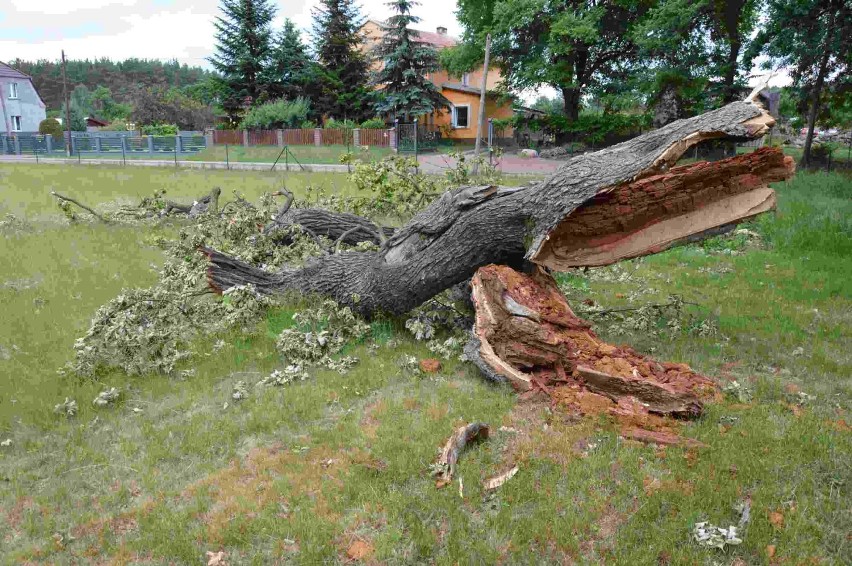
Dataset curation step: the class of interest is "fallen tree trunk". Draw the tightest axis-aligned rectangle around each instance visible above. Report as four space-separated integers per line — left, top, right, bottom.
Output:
205 99 793 316
465 264 715 417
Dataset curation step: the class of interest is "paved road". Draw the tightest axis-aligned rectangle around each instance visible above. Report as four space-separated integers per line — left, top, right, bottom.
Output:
417 152 563 176
0 153 564 177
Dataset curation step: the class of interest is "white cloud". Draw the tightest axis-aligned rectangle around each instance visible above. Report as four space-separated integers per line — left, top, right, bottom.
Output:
0 0 461 65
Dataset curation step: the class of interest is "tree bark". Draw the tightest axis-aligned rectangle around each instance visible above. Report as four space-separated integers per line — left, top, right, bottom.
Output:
802 24 835 168
205 99 790 317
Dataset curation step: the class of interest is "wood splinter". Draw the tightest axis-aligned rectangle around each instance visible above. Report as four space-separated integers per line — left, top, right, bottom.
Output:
431 422 489 488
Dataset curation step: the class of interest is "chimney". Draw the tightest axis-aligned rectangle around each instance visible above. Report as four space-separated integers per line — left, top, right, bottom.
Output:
436 26 447 35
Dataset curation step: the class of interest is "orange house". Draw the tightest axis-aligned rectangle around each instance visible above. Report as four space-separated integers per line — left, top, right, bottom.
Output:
361 20 514 141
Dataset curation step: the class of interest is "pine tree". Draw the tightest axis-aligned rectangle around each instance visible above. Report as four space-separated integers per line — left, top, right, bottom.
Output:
210 0 276 121
311 0 371 121
372 0 449 121
266 19 314 101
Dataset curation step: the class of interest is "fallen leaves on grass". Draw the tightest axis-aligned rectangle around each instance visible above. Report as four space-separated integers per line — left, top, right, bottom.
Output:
419 358 442 373
346 540 374 561
93 387 120 407
692 522 743 549
54 397 78 417
769 509 785 530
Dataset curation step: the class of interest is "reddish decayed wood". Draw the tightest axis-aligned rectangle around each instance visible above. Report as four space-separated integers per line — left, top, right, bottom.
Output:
533 148 795 270
470 265 717 419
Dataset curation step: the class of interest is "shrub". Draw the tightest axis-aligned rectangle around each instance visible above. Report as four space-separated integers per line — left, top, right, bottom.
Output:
38 118 63 137
360 117 386 129
515 111 651 144
325 118 357 129
141 124 179 136
241 97 311 130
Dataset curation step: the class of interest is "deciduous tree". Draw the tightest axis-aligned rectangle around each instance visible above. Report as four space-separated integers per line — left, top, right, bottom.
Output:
750 0 851 166
448 0 654 120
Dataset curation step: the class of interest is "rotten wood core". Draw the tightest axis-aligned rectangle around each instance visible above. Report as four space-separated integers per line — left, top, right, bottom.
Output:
533 148 794 269
466 264 717 419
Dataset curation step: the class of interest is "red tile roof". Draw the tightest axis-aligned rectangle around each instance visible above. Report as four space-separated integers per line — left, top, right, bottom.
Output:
413 29 458 49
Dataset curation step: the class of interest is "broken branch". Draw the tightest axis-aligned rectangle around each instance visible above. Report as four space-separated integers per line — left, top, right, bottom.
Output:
431 422 490 488
50 191 110 223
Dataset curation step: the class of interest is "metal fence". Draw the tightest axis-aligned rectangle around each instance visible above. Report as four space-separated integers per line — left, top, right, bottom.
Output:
0 132 207 157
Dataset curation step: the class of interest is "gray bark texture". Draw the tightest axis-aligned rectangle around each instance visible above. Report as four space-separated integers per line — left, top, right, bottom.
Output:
205 100 779 317
268 207 395 246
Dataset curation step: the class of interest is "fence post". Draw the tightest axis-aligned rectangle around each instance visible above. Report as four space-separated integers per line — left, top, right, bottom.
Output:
46 134 53 153
242 130 249 147
147 135 154 155
176 135 183 154
413 118 418 168
353 128 361 147
70 134 76 156
1 135 6 155
94 136 101 153
121 136 127 166
314 128 321 147
204 130 213 148
276 129 284 147
391 119 398 152
14 136 21 156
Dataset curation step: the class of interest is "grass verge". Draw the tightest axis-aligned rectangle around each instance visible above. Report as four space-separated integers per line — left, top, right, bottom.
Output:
0 164 849 563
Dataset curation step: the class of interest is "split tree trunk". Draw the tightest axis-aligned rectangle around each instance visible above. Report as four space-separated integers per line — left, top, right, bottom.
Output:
205 99 791 317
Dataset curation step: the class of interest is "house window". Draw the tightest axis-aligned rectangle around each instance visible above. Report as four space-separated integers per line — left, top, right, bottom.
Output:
461 73 470 86
11 116 22 131
9 83 18 99
452 105 470 129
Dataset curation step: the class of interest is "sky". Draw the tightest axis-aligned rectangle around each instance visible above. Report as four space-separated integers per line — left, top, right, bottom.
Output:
0 0 786 97
0 0 464 67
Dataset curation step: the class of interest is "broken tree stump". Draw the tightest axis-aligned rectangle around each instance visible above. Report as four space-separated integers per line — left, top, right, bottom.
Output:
465 264 716 418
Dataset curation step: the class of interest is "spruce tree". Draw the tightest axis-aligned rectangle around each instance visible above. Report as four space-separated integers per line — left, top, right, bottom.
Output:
311 0 371 121
210 0 276 121
372 0 449 121
267 19 315 101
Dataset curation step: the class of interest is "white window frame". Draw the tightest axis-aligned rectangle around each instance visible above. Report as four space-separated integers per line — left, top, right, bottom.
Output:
461 73 470 86
452 104 470 129
9 82 18 99
11 116 22 132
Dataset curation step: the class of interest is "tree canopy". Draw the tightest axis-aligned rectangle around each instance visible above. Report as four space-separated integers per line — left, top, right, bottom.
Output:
209 0 277 121
750 0 851 164
311 0 372 121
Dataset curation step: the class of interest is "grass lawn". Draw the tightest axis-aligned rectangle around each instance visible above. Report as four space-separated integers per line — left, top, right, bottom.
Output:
190 144 394 165
0 163 850 563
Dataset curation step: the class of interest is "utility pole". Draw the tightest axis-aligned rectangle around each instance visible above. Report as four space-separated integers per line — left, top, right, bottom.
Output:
62 50 72 157
472 34 492 175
